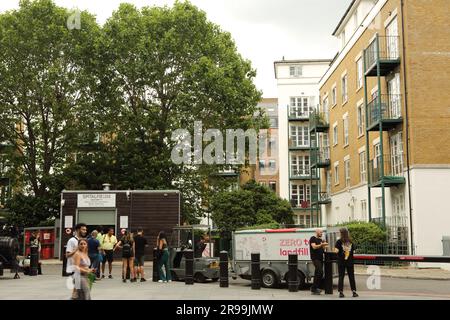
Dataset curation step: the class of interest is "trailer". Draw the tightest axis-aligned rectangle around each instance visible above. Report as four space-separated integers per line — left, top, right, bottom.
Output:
231 227 339 289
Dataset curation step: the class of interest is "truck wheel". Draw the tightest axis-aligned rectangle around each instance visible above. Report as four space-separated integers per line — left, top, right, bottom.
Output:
194 272 207 283
211 277 219 282
298 271 307 290
261 270 278 288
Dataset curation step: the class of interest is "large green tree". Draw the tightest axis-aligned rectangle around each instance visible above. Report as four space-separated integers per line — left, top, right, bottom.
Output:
210 180 294 232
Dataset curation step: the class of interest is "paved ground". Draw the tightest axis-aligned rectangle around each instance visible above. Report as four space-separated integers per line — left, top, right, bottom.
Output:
1 263 450 300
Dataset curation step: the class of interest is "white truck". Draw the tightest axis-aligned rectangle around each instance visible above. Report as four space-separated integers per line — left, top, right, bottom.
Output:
231 227 339 289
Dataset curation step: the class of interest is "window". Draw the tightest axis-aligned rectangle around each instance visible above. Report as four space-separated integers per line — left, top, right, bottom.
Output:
333 124 338 146
361 200 367 221
291 155 310 176
269 181 277 193
269 118 278 128
290 97 311 117
322 96 329 122
291 184 310 207
341 31 346 48
290 65 302 77
334 163 339 185
357 102 365 136
344 159 350 188
392 194 405 216
341 74 348 103
259 160 266 172
356 58 363 89
359 151 367 183
343 115 349 146
331 86 337 106
259 180 267 187
290 125 309 147
376 197 383 218
268 159 276 171
374 143 381 168
390 132 404 176
326 170 331 195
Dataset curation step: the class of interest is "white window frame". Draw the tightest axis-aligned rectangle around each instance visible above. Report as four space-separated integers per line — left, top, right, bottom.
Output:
333 123 338 146
290 65 303 78
344 158 351 188
356 57 363 90
343 114 349 147
290 154 310 177
376 197 383 218
334 162 339 185
341 74 348 104
359 151 367 183
331 85 337 107
361 200 367 221
357 102 365 137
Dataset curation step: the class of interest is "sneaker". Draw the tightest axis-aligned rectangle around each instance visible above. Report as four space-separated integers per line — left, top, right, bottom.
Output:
167 280 172 283
122 279 126 283
339 292 345 298
311 290 321 295
101 275 105 279
158 280 164 283
140 278 147 282
131 278 137 283
108 275 113 279
352 291 359 298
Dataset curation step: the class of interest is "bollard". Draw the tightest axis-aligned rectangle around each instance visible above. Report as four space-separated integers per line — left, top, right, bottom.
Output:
324 252 334 295
152 248 159 282
62 245 69 277
219 251 229 288
30 245 39 276
0 262 3 276
185 249 194 285
288 254 299 292
251 253 261 290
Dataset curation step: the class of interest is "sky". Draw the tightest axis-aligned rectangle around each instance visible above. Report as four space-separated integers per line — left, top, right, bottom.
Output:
0 0 351 98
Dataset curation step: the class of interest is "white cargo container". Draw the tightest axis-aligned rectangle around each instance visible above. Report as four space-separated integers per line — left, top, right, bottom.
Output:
231 227 339 289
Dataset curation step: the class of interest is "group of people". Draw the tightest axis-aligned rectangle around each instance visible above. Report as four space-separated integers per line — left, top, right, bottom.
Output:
309 227 358 298
65 223 172 300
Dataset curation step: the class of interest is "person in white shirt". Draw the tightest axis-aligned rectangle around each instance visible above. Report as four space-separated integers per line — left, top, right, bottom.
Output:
66 223 87 299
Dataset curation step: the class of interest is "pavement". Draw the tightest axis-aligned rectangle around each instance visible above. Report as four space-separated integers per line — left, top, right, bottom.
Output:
1 262 449 300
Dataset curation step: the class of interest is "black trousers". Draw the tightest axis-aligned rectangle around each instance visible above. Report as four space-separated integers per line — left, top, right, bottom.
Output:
311 259 323 291
338 263 357 292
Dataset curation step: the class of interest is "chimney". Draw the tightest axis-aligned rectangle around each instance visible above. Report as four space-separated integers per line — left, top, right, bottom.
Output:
102 183 111 191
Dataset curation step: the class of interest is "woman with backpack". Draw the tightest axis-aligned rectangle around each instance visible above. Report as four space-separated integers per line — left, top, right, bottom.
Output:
115 230 137 283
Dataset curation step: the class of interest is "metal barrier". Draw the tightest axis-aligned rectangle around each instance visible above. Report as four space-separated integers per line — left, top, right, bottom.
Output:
251 253 261 290
324 252 450 295
185 249 194 285
30 245 38 276
220 251 229 288
288 254 298 292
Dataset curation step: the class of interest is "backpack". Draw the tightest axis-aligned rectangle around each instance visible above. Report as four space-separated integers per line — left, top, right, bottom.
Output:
122 241 132 258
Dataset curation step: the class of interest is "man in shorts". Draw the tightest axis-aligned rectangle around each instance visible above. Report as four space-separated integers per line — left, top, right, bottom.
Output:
133 228 148 282
100 227 117 279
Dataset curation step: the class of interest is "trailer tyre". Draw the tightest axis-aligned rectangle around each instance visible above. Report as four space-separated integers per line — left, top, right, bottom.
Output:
261 269 278 288
194 272 207 283
297 271 307 290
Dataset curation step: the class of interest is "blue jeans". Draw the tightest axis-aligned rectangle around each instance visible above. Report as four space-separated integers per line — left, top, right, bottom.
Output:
158 250 171 281
89 254 100 278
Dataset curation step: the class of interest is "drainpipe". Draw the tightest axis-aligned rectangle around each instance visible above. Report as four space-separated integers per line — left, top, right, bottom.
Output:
400 0 414 255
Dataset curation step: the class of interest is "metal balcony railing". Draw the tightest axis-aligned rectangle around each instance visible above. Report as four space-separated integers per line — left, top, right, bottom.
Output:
288 105 314 120
311 191 331 204
311 147 330 167
290 199 311 209
366 94 402 130
309 111 329 132
364 35 400 74
369 154 406 186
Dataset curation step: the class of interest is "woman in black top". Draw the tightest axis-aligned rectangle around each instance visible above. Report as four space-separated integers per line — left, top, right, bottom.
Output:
115 230 136 283
334 228 358 298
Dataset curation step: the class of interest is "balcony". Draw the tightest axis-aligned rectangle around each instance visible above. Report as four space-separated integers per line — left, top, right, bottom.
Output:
288 106 313 121
364 35 400 77
369 154 406 187
311 192 331 205
309 111 329 133
288 139 310 151
290 199 311 210
290 167 317 180
366 94 403 131
311 147 330 168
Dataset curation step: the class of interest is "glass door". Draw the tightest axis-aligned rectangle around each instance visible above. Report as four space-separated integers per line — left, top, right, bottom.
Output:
390 132 404 176
386 17 399 59
388 73 401 118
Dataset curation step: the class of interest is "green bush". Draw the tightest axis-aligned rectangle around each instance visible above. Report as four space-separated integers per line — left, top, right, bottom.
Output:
335 221 387 246
237 222 280 231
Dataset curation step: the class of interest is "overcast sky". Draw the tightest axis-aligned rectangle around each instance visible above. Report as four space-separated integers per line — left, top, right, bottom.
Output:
0 0 351 97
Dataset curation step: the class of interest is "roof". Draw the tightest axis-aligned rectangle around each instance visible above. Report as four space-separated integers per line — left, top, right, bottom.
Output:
274 59 332 65
62 190 180 193
332 0 357 36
